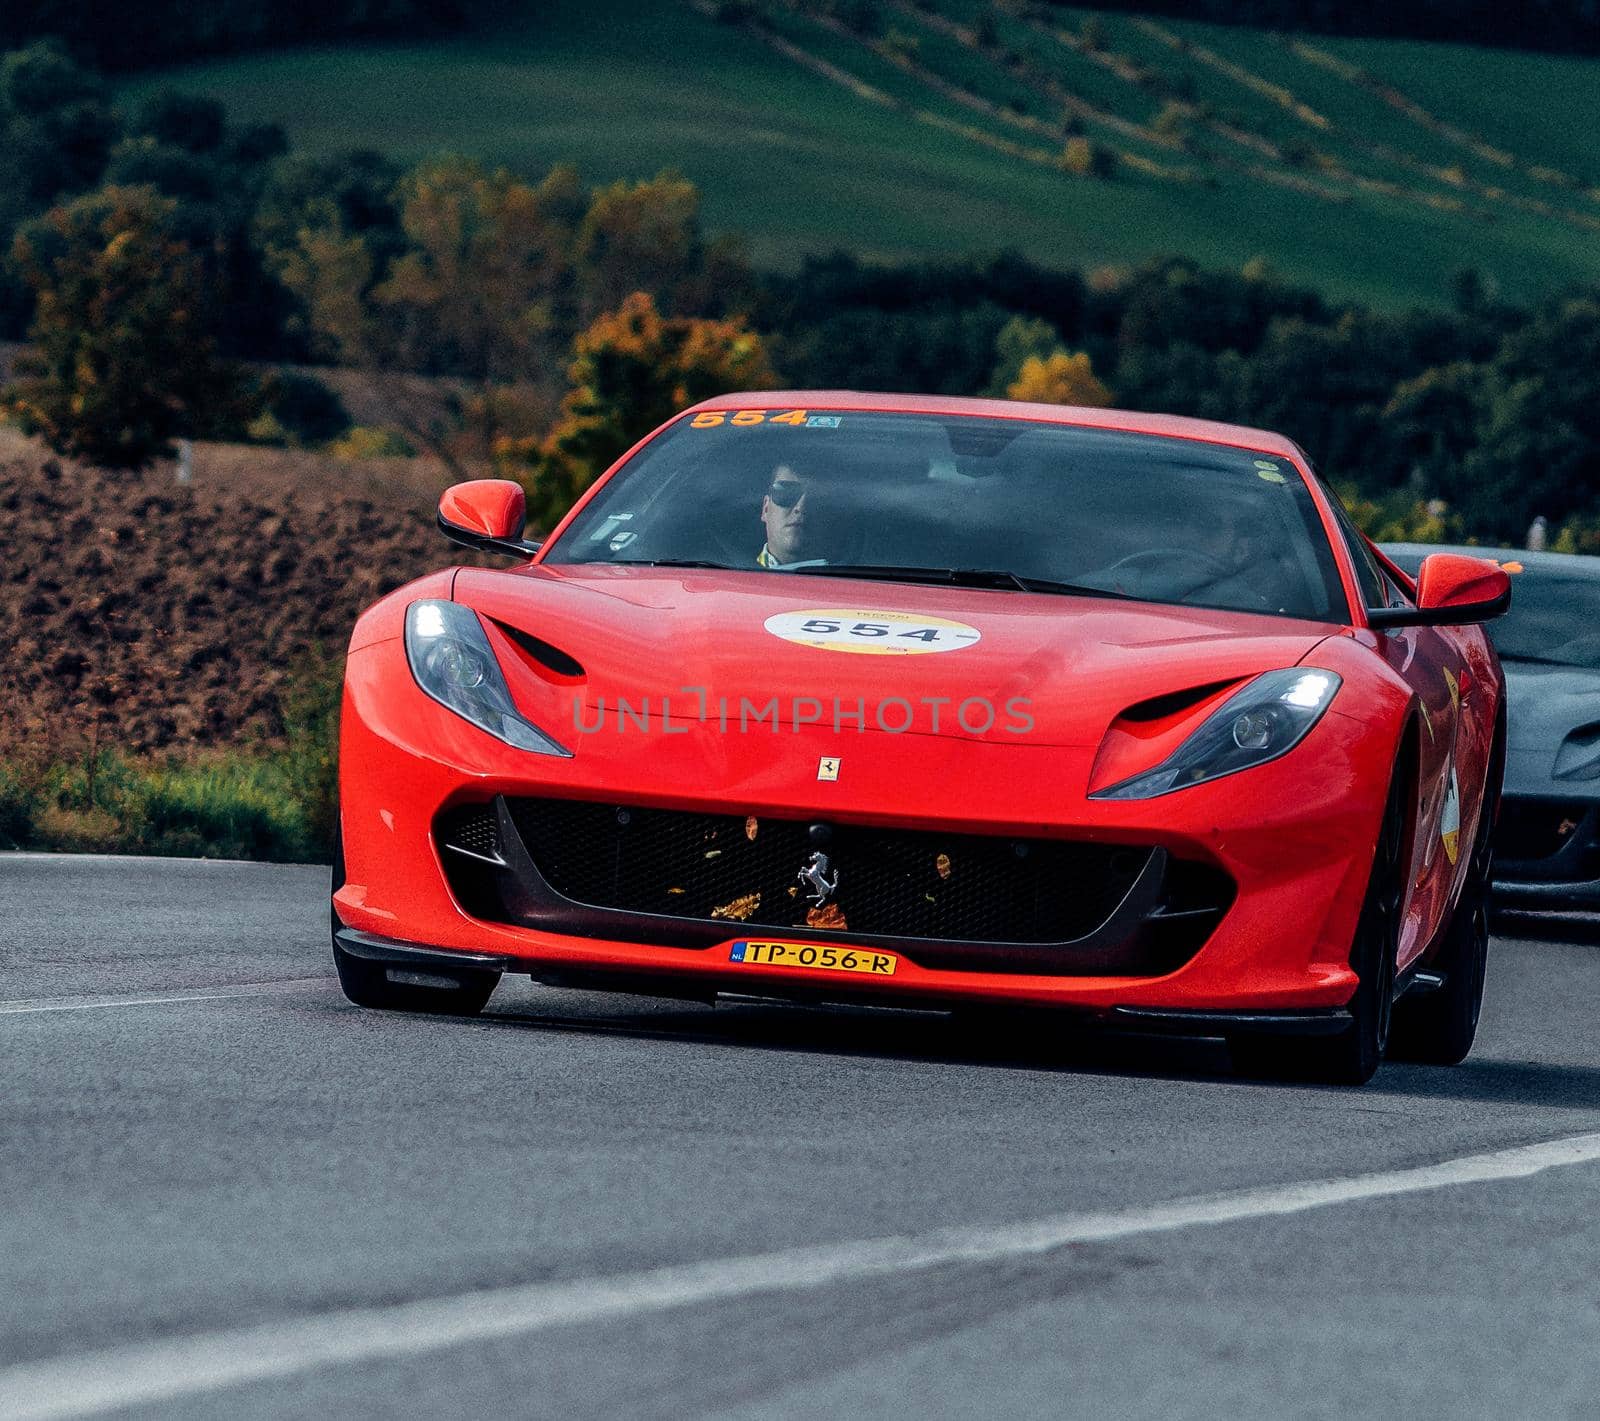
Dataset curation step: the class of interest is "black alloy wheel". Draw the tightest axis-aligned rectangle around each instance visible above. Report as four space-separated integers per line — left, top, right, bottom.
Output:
1389 767 1496 1065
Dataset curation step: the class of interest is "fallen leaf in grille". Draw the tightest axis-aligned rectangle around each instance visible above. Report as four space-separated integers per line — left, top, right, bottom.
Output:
705 849 722 859
935 852 952 879
806 903 848 930
711 892 761 920
667 886 686 895
745 816 759 840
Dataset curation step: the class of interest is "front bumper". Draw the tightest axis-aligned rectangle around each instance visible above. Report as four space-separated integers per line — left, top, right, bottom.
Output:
334 926 1355 1037
335 640 1389 1017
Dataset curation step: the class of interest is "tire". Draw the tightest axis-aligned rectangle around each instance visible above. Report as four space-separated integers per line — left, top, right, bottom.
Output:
330 819 499 1016
1230 767 1406 1086
1389 772 1495 1065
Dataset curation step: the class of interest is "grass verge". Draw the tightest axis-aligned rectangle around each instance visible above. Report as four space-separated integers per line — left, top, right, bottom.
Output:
0 748 335 863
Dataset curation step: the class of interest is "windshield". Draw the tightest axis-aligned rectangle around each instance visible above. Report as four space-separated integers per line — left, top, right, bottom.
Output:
1486 573 1600 670
545 411 1348 622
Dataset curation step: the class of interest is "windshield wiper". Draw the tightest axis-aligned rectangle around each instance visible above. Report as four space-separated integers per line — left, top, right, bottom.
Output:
610 558 733 570
802 564 1137 600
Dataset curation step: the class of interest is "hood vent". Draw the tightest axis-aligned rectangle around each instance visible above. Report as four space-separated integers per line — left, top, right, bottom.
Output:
1117 679 1239 725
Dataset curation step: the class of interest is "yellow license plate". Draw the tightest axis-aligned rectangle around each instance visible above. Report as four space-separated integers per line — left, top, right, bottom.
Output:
729 940 897 976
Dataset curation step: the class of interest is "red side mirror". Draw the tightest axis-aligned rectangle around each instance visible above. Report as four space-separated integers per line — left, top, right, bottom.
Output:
437 480 535 557
1369 552 1511 628
1415 553 1511 618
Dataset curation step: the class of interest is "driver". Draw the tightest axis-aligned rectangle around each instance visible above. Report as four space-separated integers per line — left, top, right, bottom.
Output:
757 464 830 570
1196 504 1282 611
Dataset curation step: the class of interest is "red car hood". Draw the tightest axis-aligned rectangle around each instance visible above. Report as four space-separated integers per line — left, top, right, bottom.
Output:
455 565 1340 748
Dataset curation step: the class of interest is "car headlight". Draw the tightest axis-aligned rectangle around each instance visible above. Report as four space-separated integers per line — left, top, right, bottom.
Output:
1091 668 1341 800
404 600 571 756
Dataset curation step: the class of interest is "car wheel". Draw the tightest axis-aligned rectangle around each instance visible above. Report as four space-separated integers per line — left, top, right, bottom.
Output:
1230 769 1405 1086
1389 775 1494 1066
330 819 499 1016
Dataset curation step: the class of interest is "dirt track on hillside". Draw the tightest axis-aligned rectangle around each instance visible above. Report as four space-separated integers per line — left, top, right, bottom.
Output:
0 439 463 753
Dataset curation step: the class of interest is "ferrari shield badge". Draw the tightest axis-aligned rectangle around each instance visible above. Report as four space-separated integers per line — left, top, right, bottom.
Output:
1440 764 1462 866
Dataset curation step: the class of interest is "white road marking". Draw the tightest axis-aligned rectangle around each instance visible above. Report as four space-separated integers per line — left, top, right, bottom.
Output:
4 1129 1600 1419
0 979 333 1015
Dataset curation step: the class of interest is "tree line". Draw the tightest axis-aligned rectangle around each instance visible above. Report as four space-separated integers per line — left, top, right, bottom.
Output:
1 38 1597 549
0 1 478 71
9 1 1597 66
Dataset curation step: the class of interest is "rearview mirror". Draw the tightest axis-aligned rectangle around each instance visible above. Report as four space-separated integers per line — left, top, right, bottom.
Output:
437 479 540 558
1367 552 1511 629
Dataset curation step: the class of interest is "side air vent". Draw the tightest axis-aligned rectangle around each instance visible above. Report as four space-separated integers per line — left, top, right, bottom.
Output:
436 803 504 919
438 804 503 864
493 621 585 680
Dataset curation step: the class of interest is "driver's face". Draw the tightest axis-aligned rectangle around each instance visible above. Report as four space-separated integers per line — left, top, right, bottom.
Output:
1202 518 1249 567
762 465 812 562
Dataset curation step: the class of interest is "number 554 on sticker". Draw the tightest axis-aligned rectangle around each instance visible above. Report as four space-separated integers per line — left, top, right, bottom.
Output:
689 409 840 429
764 608 982 656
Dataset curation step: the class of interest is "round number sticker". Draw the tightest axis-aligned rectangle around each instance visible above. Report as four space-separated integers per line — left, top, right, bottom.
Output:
763 608 982 655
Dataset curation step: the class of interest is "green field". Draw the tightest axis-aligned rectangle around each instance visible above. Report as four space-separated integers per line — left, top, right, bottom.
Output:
118 0 1600 309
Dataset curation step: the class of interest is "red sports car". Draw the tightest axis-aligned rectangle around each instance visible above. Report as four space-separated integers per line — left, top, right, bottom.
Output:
332 393 1508 1084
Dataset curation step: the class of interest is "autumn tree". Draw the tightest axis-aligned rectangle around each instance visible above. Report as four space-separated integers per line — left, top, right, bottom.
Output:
6 183 254 468
270 157 589 469
985 314 1059 396
504 291 776 529
1006 349 1112 407
0 40 119 333
577 169 753 321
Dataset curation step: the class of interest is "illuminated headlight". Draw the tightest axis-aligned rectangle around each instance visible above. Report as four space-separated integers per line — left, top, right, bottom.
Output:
404 600 570 756
1091 668 1341 800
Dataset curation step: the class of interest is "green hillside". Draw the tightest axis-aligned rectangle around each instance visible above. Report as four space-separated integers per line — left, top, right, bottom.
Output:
117 0 1600 309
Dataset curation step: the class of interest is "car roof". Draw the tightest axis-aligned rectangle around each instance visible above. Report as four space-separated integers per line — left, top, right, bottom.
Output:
686 390 1307 461
1382 542 1600 576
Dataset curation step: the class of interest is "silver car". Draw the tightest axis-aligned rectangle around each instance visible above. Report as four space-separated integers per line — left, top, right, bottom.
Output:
1384 543 1600 911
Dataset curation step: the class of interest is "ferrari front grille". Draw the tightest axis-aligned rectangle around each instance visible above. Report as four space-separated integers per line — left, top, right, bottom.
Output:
434 798 1233 975
501 798 1149 945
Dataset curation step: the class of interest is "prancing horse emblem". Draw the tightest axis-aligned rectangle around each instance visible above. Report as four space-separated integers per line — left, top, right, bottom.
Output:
797 850 839 908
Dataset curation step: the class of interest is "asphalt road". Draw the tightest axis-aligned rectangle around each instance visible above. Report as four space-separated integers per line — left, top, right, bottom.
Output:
4 853 1600 1419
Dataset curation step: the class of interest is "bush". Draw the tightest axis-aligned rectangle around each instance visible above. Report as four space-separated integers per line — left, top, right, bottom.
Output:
276 652 343 855
1 745 328 861
133 758 310 860
254 371 351 447
0 765 37 848
329 424 415 459
1058 137 1117 179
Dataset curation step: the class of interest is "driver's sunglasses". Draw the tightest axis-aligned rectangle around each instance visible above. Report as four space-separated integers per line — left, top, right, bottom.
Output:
766 480 808 509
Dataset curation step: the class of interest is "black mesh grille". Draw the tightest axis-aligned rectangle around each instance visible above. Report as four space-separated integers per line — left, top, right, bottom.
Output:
439 805 503 861
1496 799 1589 862
502 797 1151 945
